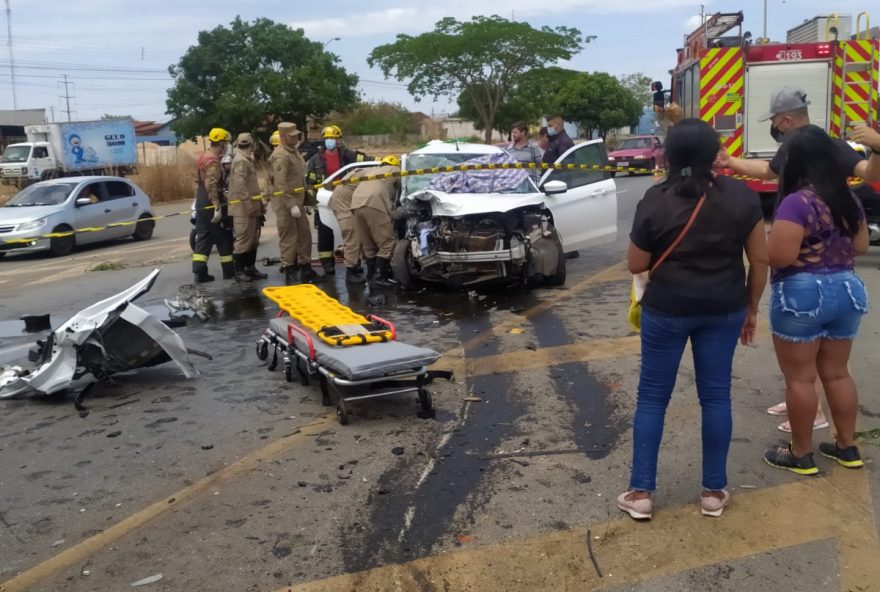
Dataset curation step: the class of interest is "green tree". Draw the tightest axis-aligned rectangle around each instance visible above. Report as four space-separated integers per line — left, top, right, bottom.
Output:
455 67 580 137
369 15 588 143
617 73 653 108
166 17 359 140
557 72 643 140
332 101 419 136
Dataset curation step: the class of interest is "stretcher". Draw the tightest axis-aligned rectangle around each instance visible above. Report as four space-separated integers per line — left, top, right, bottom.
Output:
256 286 447 424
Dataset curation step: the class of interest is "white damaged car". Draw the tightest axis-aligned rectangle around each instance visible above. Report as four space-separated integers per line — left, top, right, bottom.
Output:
315 140 617 289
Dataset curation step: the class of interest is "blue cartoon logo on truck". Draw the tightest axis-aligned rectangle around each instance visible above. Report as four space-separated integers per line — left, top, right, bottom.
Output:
61 121 136 170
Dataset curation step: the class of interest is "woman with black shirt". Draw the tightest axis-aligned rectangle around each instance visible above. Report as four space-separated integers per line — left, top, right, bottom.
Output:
618 119 769 520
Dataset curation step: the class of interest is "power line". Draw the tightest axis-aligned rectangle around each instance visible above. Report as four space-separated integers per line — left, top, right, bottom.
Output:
58 73 75 122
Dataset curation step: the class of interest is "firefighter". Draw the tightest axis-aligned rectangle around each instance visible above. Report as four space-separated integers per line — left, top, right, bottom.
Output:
328 168 367 286
192 127 234 283
350 155 400 288
267 122 317 285
228 132 267 282
269 130 280 147
306 125 371 276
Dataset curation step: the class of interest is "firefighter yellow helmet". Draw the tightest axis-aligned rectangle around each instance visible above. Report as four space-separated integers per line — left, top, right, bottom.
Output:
270 130 280 146
321 125 343 139
208 127 231 143
380 155 400 167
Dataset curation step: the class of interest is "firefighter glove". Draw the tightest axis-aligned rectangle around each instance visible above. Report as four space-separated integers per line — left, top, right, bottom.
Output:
290 205 302 219
211 209 223 224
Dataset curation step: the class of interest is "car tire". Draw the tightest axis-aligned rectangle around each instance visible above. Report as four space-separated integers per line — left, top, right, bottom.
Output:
544 234 566 287
133 214 155 241
49 225 76 257
391 239 416 290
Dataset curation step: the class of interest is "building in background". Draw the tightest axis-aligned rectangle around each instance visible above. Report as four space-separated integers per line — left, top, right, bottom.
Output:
0 109 47 150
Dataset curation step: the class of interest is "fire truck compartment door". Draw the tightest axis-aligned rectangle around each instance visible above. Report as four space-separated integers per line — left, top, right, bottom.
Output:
744 61 831 158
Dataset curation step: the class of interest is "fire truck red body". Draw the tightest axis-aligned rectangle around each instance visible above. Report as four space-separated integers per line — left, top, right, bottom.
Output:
671 11 879 195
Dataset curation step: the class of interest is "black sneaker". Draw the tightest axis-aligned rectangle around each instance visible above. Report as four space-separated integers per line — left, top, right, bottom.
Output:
818 441 864 469
763 444 819 476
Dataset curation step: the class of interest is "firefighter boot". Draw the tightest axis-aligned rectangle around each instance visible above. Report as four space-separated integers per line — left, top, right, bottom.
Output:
245 251 268 280
193 261 215 284
284 265 301 286
232 254 251 282
300 263 320 283
221 260 235 280
371 257 395 288
365 257 377 281
320 257 336 276
345 267 366 286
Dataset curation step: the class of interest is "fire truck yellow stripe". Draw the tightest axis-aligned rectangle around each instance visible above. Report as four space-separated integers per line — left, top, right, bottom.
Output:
699 49 738 97
703 71 743 121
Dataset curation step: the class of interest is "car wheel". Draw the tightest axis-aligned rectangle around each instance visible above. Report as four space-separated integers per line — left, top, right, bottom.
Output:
544 234 566 287
49 225 76 257
391 239 416 290
133 214 155 241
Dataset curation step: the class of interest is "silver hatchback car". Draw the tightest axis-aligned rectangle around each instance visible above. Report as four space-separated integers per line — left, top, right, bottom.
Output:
0 176 155 258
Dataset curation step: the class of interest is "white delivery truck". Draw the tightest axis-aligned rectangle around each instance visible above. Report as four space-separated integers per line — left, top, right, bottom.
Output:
0 118 138 186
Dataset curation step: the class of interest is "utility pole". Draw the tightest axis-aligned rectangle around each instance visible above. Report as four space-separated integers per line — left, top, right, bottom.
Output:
4 0 16 109
763 0 768 41
59 74 75 122
49 106 55 122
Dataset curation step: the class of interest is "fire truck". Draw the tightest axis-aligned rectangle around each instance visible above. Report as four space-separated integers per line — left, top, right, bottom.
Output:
671 11 879 196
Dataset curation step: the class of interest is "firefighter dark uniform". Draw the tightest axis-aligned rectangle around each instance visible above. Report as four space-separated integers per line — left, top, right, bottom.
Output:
328 169 366 285
267 122 316 285
351 158 400 287
306 125 371 275
228 133 267 281
192 128 234 283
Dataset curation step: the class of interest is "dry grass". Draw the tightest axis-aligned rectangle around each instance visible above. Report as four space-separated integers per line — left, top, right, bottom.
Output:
130 163 192 204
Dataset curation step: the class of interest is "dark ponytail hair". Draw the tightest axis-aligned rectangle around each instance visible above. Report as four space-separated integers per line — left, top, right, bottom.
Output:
658 118 720 200
780 125 861 237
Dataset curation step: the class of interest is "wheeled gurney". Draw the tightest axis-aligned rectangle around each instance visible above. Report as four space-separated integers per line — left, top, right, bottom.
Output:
255 286 446 424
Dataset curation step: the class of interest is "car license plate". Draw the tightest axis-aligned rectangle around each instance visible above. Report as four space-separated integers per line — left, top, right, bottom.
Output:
618 161 629 167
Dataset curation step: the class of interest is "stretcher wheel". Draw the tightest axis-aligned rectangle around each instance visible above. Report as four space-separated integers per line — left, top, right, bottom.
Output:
336 404 349 425
418 388 433 412
256 341 269 361
284 362 294 383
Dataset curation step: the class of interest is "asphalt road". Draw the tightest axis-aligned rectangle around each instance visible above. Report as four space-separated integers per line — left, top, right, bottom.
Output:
1 174 879 592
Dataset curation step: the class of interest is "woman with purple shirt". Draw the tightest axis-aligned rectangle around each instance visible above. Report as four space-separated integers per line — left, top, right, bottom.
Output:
764 125 870 475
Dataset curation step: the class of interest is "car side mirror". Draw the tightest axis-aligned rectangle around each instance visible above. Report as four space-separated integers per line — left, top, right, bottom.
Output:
75 197 93 207
542 180 568 195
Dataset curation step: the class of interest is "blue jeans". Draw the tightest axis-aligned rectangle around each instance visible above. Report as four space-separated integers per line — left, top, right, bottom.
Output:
629 307 746 492
770 270 868 343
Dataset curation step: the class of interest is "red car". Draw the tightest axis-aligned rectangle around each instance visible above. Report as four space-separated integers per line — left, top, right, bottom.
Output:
607 135 665 176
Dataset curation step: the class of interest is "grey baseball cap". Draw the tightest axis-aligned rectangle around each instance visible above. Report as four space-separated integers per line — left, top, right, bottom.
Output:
759 87 811 121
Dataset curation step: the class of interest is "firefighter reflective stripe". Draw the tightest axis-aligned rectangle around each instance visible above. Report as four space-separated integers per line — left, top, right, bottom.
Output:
832 40 878 136
219 255 233 263
700 47 744 158
192 254 208 262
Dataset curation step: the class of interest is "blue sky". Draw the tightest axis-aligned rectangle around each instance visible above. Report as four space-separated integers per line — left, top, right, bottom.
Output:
0 0 872 123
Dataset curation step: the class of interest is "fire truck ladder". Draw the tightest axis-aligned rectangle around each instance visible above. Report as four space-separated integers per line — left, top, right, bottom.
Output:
839 13 876 130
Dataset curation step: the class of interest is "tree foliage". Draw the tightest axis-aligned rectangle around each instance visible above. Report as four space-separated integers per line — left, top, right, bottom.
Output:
166 17 359 140
455 67 580 137
331 101 420 136
557 72 643 140
369 15 588 143
617 73 653 108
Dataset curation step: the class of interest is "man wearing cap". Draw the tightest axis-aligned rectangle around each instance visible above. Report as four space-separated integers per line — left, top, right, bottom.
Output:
192 127 234 283
267 122 317 285
717 86 880 185
228 133 267 282
351 155 401 288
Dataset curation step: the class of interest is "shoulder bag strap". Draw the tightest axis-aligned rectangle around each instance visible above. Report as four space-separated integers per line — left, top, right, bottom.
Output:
649 193 707 277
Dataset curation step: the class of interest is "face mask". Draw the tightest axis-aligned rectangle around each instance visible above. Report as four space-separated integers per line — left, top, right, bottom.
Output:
324 139 337 151
547 127 558 137
769 125 784 143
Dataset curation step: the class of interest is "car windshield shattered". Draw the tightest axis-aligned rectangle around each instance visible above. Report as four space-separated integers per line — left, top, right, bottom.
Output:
406 152 534 195
617 138 653 150
4 182 78 207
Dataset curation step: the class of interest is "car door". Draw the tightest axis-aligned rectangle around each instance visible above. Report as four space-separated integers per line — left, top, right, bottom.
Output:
30 145 55 180
316 161 381 248
538 141 618 251
103 179 141 238
70 181 114 244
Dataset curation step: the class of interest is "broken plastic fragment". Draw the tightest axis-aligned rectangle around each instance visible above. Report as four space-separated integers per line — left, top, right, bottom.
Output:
131 573 163 587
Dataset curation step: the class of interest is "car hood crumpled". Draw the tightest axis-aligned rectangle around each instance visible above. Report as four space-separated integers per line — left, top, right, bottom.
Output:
402 190 545 218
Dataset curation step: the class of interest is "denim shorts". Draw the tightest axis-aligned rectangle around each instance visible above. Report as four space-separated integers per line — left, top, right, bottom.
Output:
769 270 869 342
